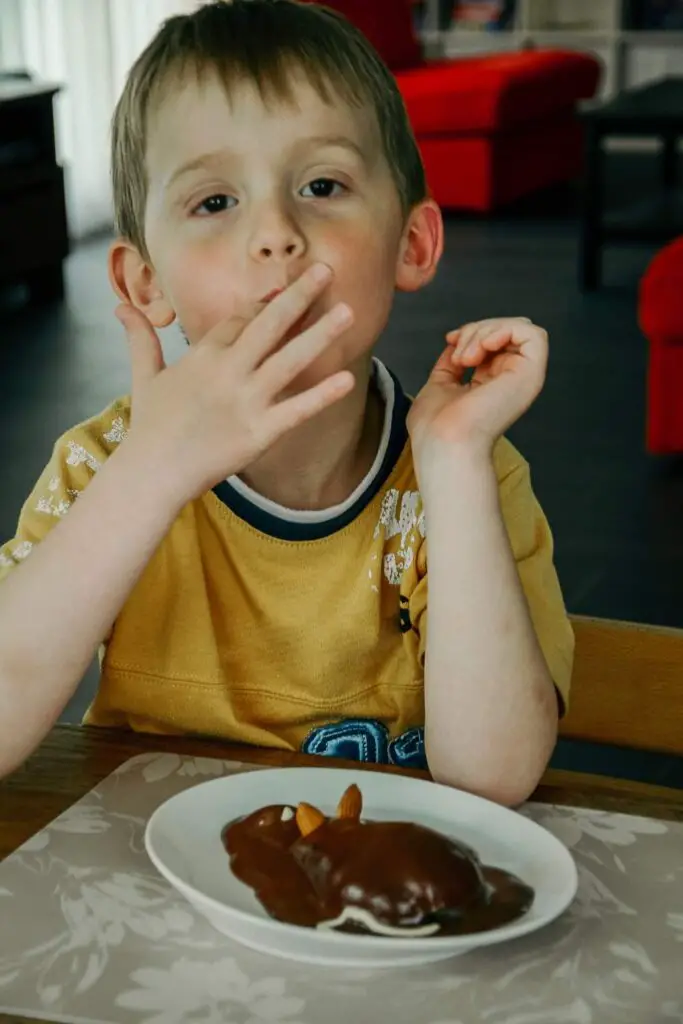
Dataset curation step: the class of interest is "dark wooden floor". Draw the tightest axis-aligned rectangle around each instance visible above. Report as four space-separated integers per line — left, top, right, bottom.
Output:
2 153 682 784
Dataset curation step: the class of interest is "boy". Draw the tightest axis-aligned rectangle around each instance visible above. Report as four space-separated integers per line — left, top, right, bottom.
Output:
0 0 573 803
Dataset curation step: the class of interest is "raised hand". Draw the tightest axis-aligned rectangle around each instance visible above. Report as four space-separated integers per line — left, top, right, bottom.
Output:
408 316 548 465
115 263 355 500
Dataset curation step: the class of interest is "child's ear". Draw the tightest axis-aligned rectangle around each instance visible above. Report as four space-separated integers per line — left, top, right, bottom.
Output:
108 238 175 328
395 199 444 293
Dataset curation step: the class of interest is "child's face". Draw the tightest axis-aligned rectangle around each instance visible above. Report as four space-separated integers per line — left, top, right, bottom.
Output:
142 70 409 377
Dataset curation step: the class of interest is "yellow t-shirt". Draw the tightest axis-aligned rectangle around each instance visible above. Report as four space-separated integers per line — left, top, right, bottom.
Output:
0 361 573 768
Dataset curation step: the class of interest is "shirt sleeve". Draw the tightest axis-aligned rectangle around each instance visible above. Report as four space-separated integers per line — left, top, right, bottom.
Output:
0 401 130 584
403 437 574 714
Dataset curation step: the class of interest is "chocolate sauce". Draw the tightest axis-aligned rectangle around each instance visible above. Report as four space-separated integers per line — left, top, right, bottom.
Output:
222 804 534 937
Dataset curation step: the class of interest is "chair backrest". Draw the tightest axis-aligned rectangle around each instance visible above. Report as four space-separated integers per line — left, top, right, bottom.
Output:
300 0 422 71
561 615 683 756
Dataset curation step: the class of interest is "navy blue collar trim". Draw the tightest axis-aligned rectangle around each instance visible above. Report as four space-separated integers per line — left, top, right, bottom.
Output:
212 367 410 541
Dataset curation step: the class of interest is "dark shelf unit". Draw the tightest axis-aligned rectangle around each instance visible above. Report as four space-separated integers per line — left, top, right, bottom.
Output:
0 81 69 303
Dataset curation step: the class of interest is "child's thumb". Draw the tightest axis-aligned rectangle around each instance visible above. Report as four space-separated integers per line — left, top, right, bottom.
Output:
115 304 166 393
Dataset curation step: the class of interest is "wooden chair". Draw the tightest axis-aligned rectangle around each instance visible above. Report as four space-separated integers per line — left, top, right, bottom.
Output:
561 616 683 756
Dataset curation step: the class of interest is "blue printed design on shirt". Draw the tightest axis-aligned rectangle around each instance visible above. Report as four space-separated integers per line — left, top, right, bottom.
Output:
301 718 427 770
388 726 427 770
302 718 390 764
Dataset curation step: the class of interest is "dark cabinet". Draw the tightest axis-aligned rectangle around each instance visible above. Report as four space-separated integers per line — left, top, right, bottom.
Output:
0 81 69 302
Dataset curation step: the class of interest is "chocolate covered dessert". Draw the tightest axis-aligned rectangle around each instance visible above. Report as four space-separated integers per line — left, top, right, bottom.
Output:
222 784 533 937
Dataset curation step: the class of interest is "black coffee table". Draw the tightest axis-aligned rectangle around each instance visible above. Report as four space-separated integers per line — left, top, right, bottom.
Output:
580 76 683 290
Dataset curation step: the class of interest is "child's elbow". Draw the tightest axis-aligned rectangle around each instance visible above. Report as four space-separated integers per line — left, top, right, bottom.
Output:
428 762 540 808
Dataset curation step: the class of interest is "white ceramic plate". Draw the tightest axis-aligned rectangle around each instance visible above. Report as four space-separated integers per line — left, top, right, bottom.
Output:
145 767 577 967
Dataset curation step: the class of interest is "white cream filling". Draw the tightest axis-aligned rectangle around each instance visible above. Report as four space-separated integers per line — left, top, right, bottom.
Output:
316 906 440 938
280 807 295 822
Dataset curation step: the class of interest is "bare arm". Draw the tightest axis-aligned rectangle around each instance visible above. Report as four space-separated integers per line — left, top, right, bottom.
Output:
0 442 184 776
409 316 561 805
420 449 557 806
0 263 354 778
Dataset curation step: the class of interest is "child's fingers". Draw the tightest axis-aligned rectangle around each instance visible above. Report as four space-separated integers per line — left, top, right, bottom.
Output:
448 322 480 364
461 320 538 365
228 262 333 366
464 326 516 362
433 345 469 385
457 324 502 366
448 318 538 370
257 301 354 398
115 304 166 394
447 317 531 343
264 370 356 440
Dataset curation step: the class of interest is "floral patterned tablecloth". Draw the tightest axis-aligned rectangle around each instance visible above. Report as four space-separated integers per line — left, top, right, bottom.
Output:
1 752 682 1024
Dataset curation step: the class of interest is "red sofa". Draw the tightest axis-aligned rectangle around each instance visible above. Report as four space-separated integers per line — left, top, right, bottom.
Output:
306 0 601 211
639 237 683 453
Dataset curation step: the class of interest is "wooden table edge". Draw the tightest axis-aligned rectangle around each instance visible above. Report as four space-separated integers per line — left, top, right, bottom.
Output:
1 724 682 864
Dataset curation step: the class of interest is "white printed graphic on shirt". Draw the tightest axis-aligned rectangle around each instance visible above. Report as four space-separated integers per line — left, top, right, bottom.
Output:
103 417 128 445
27 415 128 542
373 488 425 586
35 496 72 518
65 442 102 472
3 414 128 568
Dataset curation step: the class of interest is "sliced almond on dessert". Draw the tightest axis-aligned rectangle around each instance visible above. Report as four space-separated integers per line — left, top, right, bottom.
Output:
296 802 326 837
336 783 362 820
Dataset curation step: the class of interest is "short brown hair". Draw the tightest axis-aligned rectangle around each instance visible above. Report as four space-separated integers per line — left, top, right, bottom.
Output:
111 0 427 256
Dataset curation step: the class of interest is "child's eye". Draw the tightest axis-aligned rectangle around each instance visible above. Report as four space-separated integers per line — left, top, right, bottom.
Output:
300 178 345 199
193 194 236 216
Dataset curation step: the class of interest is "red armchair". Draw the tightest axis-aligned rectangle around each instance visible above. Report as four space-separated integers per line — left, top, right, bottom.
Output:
306 0 601 211
639 237 683 453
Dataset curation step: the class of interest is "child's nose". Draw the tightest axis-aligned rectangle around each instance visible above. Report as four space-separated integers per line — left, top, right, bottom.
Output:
249 206 306 263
